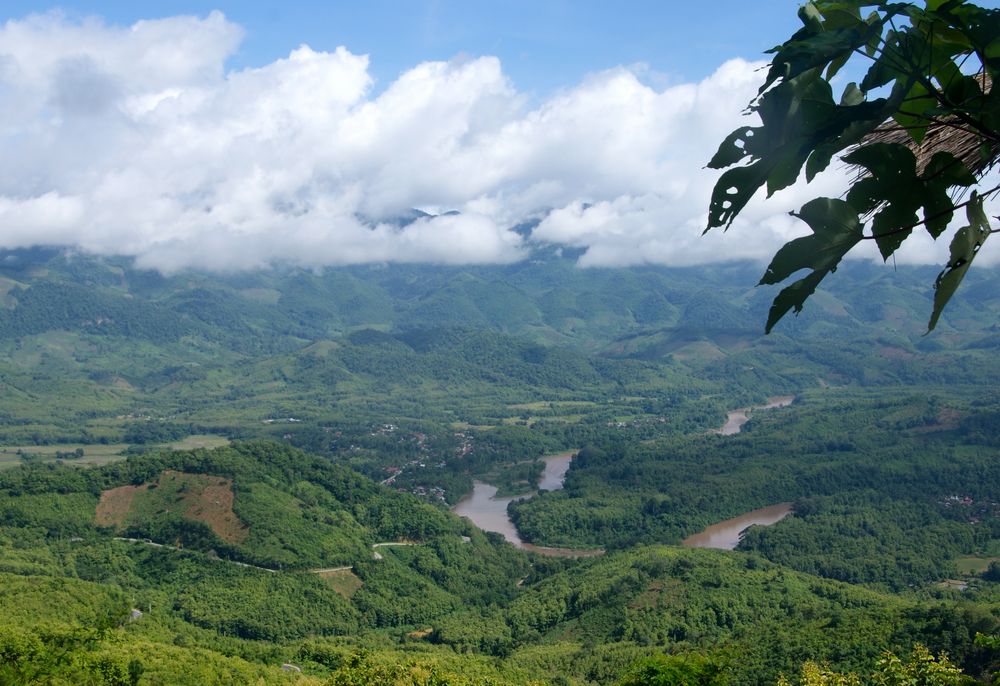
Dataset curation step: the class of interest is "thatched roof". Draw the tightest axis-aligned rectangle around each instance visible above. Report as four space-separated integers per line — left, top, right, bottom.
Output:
858 72 997 178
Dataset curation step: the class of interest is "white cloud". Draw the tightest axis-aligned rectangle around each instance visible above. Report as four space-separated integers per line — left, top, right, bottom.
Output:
0 11 992 272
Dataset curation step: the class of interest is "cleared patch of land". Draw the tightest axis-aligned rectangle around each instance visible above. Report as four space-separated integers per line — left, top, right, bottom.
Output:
956 556 1000 575
167 435 231 450
502 413 586 426
937 579 970 591
449 421 492 431
0 276 22 308
95 470 248 543
95 484 148 527
315 568 363 598
0 435 230 470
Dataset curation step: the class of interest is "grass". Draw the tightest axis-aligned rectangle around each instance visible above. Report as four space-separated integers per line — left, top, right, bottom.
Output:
0 436 229 470
0 444 129 470
501 414 586 426
955 556 1000 575
167 435 231 450
507 401 598 411
0 275 21 297
937 579 970 591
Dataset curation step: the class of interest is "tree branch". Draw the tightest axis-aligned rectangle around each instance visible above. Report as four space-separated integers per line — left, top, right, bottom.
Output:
860 182 1000 241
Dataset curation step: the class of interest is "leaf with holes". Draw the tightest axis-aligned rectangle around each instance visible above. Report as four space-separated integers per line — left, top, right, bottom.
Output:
707 164 770 231
928 194 991 331
707 127 756 170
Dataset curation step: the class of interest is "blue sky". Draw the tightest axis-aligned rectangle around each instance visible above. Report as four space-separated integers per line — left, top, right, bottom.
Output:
2 1 803 95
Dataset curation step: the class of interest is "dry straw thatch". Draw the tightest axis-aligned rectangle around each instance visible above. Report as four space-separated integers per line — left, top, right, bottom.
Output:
858 72 998 178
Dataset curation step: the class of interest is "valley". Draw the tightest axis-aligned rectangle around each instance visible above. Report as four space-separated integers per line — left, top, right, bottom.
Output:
713 395 796 436
452 451 603 557
2 249 1000 684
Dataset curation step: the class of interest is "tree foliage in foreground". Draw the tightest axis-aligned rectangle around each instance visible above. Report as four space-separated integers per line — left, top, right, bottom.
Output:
708 0 1000 332
777 645 964 686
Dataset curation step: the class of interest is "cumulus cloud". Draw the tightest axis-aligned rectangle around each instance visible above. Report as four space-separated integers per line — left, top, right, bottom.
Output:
0 10 991 271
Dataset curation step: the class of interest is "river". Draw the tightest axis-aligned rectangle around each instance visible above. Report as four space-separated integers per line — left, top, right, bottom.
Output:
714 395 795 436
682 502 793 550
537 450 573 491
454 398 797 555
452 481 525 546
452 451 602 557
685 396 795 547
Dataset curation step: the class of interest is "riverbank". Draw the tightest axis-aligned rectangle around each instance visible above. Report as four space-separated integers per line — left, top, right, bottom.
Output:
682 503 794 550
714 395 795 436
452 451 604 558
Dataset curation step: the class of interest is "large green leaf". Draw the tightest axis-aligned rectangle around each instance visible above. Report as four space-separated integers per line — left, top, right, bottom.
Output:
758 197 863 332
861 29 907 92
842 144 975 259
843 143 921 259
928 194 992 331
762 7 884 94
707 164 770 231
706 127 756 170
803 98 896 180
764 271 828 335
709 76 896 231
920 152 977 238
891 82 937 143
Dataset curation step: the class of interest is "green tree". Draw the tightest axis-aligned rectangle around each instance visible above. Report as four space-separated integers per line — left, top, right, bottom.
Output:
0 624 143 686
983 560 1000 582
707 0 999 332
324 651 496 686
618 654 728 686
779 645 964 686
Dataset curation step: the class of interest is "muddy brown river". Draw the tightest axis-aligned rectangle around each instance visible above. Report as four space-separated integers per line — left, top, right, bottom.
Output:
452 451 602 557
682 502 793 550
714 395 795 436
452 480 525 546
454 405 797 555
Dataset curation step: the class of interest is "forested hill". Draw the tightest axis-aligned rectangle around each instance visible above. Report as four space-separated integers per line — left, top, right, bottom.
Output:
3 246 998 445
2 441 998 685
3 246 999 354
0 440 529 632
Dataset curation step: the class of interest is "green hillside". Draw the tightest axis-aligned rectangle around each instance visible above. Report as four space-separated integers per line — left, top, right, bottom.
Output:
4 249 1000 683
3 482 996 685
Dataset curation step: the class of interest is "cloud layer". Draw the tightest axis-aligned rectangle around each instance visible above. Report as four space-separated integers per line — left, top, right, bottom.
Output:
0 11 990 272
